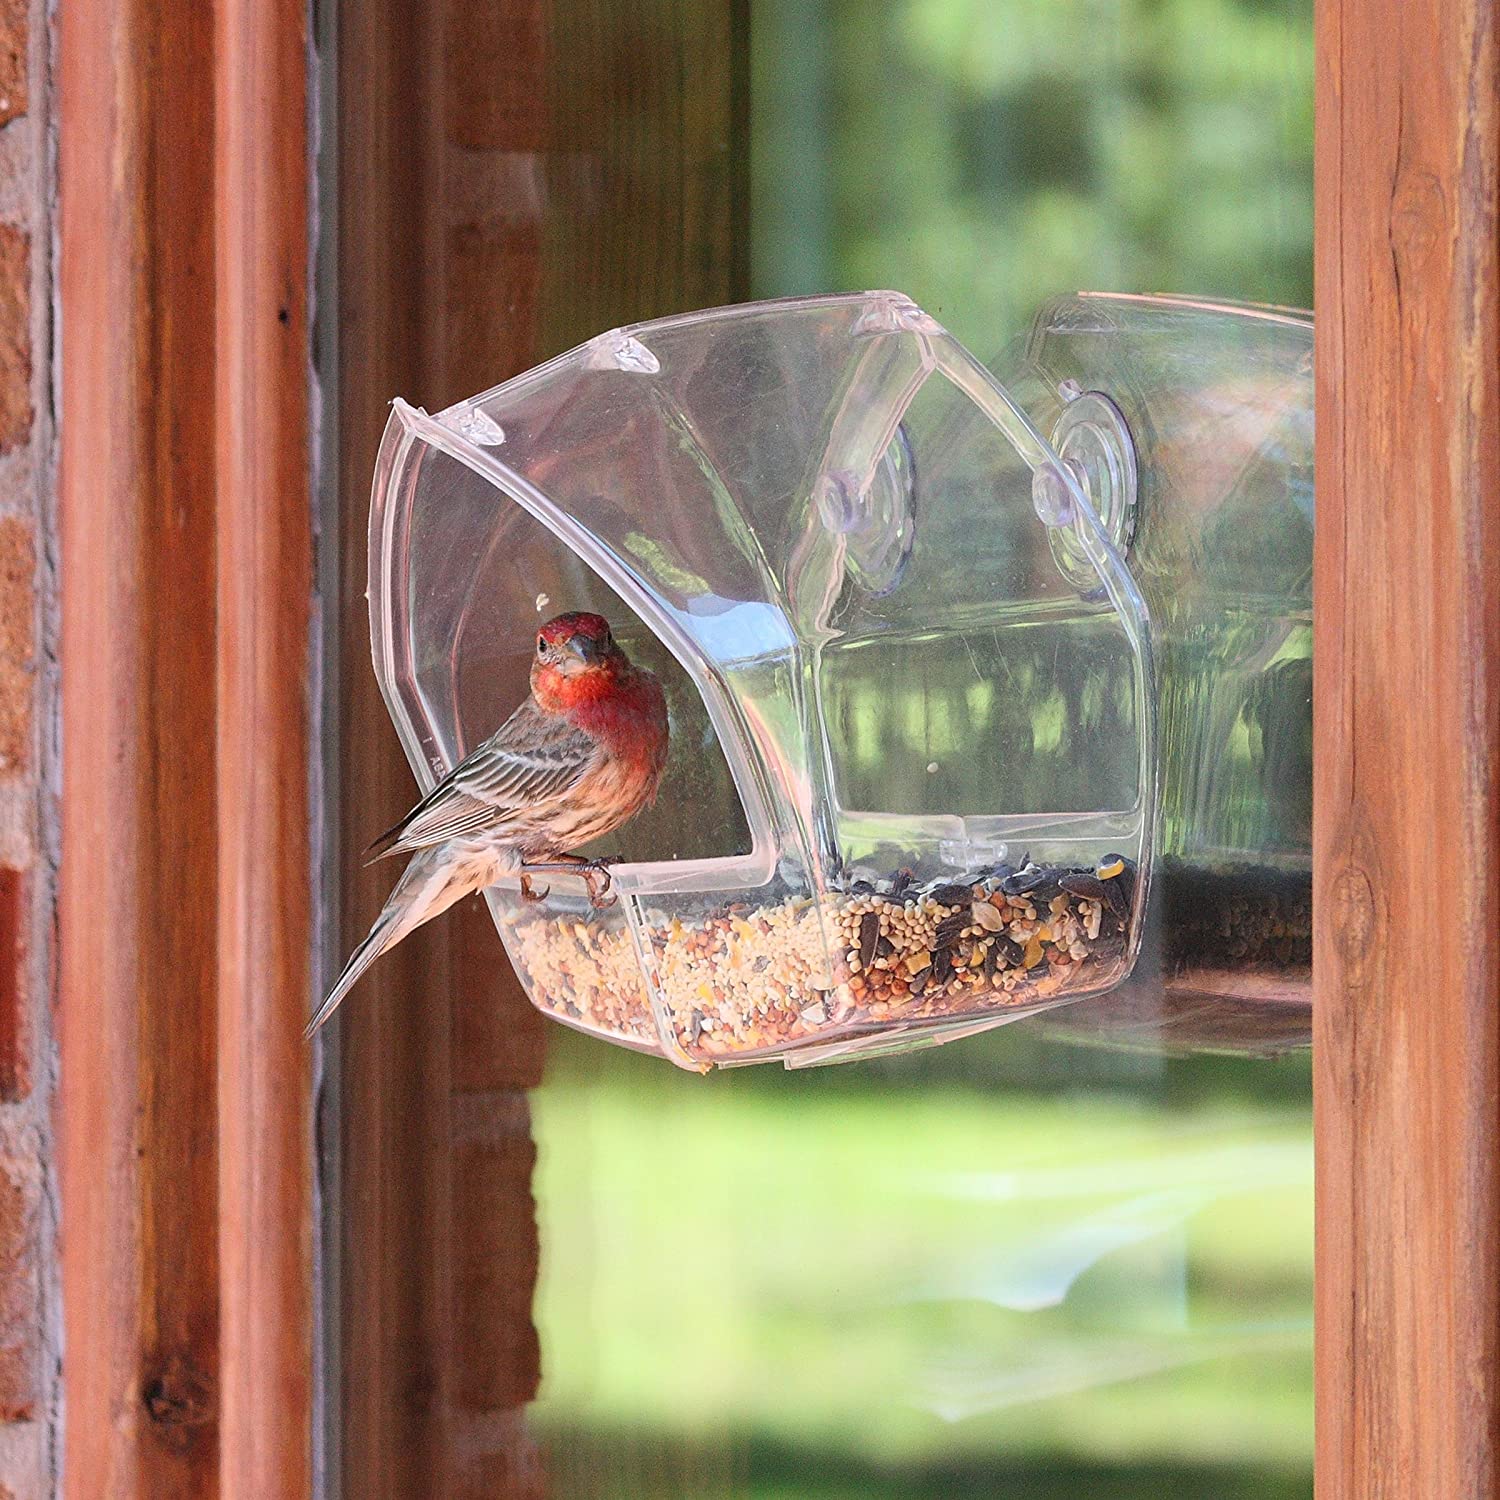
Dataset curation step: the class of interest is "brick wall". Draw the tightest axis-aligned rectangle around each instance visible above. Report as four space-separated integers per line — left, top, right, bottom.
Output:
0 0 54 1488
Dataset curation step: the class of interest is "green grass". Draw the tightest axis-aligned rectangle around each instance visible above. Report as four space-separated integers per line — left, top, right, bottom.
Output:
530 1045 1312 1494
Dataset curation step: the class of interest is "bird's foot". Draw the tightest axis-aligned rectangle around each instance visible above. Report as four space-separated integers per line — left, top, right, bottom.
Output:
519 871 551 903
520 856 617 908
581 858 618 909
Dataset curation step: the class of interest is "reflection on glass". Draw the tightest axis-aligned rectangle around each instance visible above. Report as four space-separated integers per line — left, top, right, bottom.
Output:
533 0 1313 1494
535 1037 1311 1498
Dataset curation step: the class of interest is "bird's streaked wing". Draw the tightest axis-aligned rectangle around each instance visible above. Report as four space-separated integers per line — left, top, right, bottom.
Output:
366 700 597 858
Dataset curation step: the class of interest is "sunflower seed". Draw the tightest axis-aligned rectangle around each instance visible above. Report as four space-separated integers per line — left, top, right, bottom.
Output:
935 912 969 945
1101 853 1137 905
930 882 973 908
1101 880 1131 923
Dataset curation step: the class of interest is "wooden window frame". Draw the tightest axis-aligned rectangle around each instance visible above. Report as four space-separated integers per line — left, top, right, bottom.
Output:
53 0 1497 1494
1311 1 1500 1493
57 0 314 1493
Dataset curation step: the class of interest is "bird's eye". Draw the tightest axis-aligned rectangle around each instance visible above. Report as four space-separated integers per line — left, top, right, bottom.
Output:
537 635 546 654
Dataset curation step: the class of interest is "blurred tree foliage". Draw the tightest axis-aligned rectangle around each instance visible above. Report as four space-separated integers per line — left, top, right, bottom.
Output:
749 0 1314 864
752 0 1313 352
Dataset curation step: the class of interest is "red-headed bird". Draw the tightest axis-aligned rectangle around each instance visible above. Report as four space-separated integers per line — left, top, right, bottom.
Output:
307 612 669 1037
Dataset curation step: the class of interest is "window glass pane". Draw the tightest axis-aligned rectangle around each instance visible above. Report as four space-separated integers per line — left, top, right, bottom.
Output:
532 3 1313 1496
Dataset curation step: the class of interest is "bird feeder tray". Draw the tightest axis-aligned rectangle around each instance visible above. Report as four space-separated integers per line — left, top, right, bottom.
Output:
367 290 1311 1068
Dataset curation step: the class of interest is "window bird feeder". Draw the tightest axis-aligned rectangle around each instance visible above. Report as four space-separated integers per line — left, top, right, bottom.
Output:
368 290 1311 1069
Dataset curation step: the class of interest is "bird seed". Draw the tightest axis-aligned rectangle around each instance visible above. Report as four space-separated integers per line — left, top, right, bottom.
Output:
498 855 1138 1065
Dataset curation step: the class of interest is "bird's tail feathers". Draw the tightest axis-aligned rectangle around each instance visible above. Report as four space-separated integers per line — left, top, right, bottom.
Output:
304 907 401 1039
305 849 476 1039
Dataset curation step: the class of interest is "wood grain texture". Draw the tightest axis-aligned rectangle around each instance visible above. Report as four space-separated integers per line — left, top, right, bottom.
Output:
214 0 315 1489
336 1 745 1494
57 0 314 1491
1314 0 1500 1494
59 0 222 1491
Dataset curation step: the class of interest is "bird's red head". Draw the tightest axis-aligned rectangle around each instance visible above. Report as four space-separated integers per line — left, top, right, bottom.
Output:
531 611 630 710
537 611 613 652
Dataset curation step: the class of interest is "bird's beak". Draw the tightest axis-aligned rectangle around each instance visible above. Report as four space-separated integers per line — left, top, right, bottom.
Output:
568 633 605 666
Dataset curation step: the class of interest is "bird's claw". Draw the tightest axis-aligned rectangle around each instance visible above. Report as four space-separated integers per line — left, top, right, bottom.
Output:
582 858 617 909
519 857 615 907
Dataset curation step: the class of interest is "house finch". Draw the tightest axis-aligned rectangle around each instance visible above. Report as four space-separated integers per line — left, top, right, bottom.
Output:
306 611 669 1038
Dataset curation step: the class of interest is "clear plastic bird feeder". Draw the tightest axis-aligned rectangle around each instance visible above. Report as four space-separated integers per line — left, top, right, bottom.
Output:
370 291 1161 1069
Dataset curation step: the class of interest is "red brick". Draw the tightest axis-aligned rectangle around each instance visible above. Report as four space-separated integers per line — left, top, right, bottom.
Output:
0 0 25 128
453 1445 545 1500
0 867 25 1102
451 1121 540 1412
0 228 29 454
449 896 547 1093
0 516 32 779
445 222 541 410
0 1161 36 1423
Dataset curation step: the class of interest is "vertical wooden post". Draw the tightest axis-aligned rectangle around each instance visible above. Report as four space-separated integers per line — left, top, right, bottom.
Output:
335 2 746 1495
59 7 222 1495
214 0 315 1492
57 0 314 1492
1314 0 1500 1494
